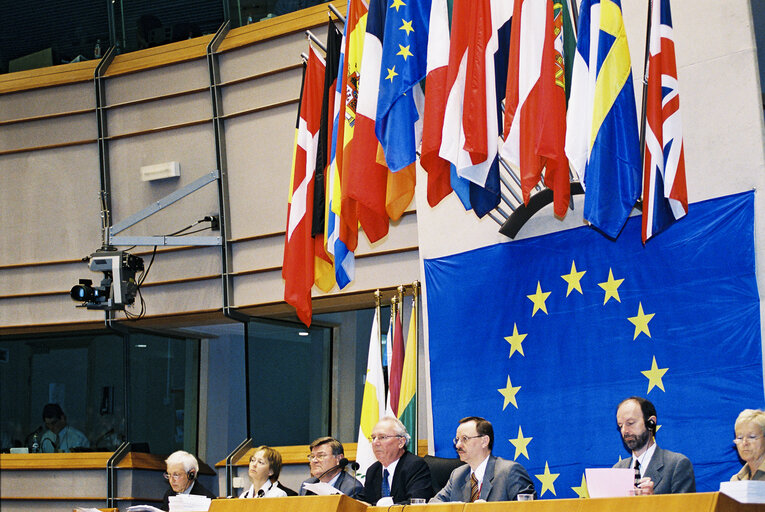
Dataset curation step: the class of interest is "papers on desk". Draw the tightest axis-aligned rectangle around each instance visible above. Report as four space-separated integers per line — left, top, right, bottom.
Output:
125 494 212 512
301 481 344 496
169 494 213 511
584 468 635 498
720 480 765 503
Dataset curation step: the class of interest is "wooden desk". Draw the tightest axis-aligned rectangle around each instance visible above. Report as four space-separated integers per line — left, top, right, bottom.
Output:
367 493 765 512
0 451 214 512
209 494 368 512
202 493 765 512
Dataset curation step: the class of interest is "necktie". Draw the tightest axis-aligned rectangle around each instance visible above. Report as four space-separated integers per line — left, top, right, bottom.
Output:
470 473 479 502
634 459 641 486
382 468 391 498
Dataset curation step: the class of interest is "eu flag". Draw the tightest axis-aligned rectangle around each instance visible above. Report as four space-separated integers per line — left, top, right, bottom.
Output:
375 0 431 172
425 192 761 497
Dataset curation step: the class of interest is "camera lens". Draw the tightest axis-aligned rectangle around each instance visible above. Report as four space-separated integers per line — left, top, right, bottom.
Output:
70 284 94 302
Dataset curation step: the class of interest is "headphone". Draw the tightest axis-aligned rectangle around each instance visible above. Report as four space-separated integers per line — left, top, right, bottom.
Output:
645 418 656 433
187 470 196 481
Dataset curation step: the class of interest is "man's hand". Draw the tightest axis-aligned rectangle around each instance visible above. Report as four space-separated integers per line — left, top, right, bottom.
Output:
635 477 654 495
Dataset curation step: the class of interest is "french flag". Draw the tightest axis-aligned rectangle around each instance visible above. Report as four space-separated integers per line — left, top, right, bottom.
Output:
437 0 512 217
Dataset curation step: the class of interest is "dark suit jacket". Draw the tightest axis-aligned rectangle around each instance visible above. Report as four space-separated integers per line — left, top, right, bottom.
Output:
359 450 434 504
613 446 696 494
430 455 535 502
160 480 217 510
299 470 364 498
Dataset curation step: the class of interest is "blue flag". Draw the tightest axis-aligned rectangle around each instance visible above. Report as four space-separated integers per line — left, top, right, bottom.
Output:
425 192 761 497
375 0 431 172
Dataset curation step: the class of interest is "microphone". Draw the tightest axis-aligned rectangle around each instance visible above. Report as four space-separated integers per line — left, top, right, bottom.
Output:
24 425 43 442
317 458 352 480
257 489 265 498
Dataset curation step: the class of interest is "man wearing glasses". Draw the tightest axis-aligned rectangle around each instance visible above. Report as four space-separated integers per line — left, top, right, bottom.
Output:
613 396 696 494
299 437 363 498
359 416 433 505
431 416 535 502
160 450 217 510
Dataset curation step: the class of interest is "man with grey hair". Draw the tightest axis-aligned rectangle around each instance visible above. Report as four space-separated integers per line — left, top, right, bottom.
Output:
299 436 363 497
160 450 217 510
358 416 433 505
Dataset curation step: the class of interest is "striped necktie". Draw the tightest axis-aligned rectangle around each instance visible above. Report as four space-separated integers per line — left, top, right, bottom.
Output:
470 473 480 502
634 459 641 486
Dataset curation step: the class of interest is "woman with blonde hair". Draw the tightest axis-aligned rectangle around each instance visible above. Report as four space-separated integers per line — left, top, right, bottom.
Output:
731 409 765 481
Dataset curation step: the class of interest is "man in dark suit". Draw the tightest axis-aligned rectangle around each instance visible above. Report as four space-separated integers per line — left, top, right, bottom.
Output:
613 396 695 494
160 450 217 510
299 436 363 498
430 416 534 502
359 416 433 505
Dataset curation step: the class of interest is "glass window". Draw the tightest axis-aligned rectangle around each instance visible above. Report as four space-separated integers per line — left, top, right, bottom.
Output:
0 329 200 455
127 332 200 455
246 319 331 445
0 332 125 452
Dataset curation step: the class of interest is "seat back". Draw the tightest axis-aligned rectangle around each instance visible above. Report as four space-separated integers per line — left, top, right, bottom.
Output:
423 455 466 495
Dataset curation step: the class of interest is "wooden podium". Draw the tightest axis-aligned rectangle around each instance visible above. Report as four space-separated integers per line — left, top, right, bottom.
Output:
209 494 368 512
367 493 765 512
205 493 764 512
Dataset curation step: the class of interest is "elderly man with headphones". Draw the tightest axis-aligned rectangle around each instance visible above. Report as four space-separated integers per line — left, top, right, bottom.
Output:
160 450 217 510
613 396 696 494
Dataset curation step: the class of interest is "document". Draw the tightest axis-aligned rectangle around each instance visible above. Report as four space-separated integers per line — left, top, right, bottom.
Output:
301 481 344 496
168 494 212 511
126 506 164 512
720 480 765 503
584 468 635 498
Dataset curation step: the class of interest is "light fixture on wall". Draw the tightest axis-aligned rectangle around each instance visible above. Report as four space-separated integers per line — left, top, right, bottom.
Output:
139 161 180 181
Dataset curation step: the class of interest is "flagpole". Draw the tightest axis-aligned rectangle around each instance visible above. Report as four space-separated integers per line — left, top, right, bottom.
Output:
327 2 346 24
411 280 419 451
569 0 579 34
388 293 397 409
638 0 654 208
375 289 382 361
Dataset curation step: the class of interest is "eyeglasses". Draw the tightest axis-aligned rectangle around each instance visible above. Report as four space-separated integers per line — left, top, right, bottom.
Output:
453 435 485 445
307 453 331 462
163 472 186 480
369 434 403 442
734 434 763 444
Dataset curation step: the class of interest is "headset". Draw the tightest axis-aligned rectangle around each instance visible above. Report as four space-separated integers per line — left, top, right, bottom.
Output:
645 418 656 433
187 470 196 481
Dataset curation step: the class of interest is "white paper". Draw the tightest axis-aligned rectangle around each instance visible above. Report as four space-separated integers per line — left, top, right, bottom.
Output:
302 481 344 496
585 468 635 498
168 494 212 511
126 506 164 512
720 480 765 503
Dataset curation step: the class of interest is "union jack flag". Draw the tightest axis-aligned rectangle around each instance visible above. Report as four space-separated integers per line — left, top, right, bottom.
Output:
642 0 688 243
